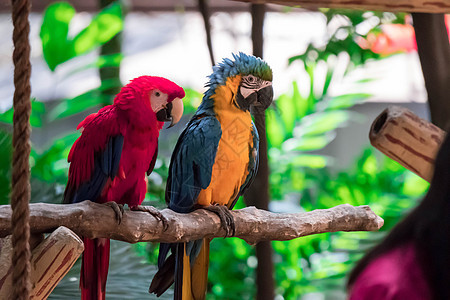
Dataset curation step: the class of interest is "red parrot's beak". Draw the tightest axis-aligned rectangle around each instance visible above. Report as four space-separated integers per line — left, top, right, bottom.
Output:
168 97 183 128
155 97 184 128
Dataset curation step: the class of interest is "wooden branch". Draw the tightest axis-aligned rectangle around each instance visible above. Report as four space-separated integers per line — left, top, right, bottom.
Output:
232 0 450 13
0 226 83 299
0 201 383 245
369 106 446 182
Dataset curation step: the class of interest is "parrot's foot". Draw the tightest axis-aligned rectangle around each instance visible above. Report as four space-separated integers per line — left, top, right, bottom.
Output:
104 202 124 225
203 205 235 237
130 205 169 231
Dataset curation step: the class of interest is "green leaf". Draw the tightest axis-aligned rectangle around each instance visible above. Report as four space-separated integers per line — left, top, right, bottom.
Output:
0 100 46 127
0 130 12 205
292 81 307 119
283 132 335 152
31 132 79 183
97 53 123 68
402 172 429 197
72 2 123 56
325 93 370 110
291 154 331 169
183 88 203 114
40 1 123 71
40 2 76 71
296 111 353 136
65 53 124 76
266 109 285 148
47 89 102 121
276 94 296 135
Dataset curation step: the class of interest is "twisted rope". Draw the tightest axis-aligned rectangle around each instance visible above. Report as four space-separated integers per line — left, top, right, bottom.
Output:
10 0 32 299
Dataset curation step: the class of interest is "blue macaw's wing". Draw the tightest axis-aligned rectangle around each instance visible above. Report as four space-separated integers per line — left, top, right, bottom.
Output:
165 116 222 213
229 121 259 209
63 135 124 204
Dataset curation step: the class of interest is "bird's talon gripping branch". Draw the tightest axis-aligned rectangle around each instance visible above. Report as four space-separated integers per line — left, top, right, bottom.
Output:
104 202 124 225
203 205 236 237
130 205 169 231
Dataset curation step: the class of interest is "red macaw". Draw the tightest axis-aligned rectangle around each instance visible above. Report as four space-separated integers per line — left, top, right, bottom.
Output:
63 76 185 300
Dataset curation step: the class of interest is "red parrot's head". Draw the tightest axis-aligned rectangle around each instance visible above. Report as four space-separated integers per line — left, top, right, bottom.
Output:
114 76 185 127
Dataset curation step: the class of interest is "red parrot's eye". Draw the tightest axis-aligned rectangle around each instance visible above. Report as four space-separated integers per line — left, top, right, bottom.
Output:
155 92 161 97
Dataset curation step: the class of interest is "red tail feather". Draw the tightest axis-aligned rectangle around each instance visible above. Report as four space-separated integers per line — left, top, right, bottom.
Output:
81 238 110 300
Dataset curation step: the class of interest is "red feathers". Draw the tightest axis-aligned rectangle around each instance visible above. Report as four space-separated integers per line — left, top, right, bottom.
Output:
113 76 185 110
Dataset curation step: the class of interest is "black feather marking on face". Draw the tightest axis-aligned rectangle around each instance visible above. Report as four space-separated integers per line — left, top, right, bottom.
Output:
235 86 256 112
235 74 271 112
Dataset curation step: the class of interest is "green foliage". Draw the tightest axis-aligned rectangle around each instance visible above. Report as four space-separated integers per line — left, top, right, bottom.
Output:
183 88 204 114
48 88 106 121
266 62 368 201
30 133 80 185
273 149 428 299
208 8 417 300
0 99 46 127
0 0 126 208
40 1 124 71
0 5 423 299
0 130 12 205
208 238 256 299
289 10 407 68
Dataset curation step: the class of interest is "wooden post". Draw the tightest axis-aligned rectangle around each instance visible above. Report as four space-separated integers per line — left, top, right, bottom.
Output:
369 106 446 182
0 226 84 299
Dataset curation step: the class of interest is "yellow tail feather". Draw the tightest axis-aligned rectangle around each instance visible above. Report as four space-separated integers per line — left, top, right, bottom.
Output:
182 239 210 300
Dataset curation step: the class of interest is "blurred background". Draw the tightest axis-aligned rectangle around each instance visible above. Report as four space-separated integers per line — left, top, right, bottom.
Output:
0 0 446 299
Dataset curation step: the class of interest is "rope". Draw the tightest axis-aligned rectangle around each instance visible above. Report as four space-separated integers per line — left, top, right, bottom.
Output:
10 0 32 298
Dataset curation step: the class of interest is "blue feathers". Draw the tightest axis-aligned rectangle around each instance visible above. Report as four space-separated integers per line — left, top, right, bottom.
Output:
165 116 222 213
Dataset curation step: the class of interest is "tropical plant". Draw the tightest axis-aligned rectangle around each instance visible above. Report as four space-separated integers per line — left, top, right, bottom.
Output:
205 9 420 300
0 5 425 300
0 1 125 204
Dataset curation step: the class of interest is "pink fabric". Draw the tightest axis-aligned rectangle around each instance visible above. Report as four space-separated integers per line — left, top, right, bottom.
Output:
349 243 431 300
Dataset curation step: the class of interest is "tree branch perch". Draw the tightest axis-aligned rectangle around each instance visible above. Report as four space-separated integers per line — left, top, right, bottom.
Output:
0 201 383 245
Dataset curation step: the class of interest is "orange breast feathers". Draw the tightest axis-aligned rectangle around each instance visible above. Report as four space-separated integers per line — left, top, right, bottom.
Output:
196 76 253 207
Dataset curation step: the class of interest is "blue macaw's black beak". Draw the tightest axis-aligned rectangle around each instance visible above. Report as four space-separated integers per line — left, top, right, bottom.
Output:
256 85 273 110
236 85 273 112
156 102 173 123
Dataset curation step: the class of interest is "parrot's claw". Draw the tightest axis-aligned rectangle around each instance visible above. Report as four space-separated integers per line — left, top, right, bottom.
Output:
130 205 169 231
104 202 124 225
203 205 235 237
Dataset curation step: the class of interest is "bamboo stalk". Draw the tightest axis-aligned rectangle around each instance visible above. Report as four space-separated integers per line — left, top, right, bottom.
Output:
0 226 84 300
369 106 446 182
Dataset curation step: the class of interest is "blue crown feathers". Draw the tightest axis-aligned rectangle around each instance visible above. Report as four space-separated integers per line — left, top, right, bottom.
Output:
203 52 272 100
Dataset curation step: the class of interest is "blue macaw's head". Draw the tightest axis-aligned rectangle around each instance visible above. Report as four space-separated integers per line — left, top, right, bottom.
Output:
203 52 273 112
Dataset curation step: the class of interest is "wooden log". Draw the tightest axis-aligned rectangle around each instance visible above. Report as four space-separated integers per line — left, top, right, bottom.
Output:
0 201 383 245
0 226 84 300
231 0 450 13
369 106 446 182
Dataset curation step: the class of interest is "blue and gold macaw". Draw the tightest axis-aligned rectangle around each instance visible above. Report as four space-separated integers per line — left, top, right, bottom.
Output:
149 52 273 299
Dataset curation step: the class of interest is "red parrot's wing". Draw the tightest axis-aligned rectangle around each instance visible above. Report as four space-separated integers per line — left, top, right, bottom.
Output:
63 106 125 204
